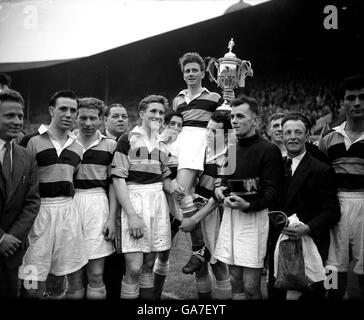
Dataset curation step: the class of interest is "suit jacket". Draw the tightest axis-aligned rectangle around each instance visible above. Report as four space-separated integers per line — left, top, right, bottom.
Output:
281 152 340 261
0 143 40 268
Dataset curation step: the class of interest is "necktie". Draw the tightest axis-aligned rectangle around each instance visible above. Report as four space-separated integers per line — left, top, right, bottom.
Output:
2 142 12 194
285 157 292 178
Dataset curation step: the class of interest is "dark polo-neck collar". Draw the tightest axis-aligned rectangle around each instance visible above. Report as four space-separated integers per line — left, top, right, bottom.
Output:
237 132 260 146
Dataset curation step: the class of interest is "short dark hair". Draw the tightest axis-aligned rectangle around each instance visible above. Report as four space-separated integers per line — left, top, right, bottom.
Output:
230 94 260 116
165 110 183 126
0 89 24 107
49 90 78 107
338 75 364 100
281 112 312 133
103 103 127 118
210 110 232 134
0 73 11 87
138 95 169 113
268 113 285 126
179 52 205 72
78 97 104 117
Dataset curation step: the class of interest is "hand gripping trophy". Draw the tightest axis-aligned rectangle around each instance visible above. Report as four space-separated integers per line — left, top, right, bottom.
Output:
206 38 253 111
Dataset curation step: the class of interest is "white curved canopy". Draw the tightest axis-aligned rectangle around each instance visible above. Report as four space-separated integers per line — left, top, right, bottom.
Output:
0 0 268 71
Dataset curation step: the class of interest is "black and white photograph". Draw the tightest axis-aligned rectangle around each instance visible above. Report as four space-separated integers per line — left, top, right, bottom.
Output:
0 0 363 316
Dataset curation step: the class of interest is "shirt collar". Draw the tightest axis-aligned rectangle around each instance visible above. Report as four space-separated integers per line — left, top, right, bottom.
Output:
130 126 163 142
0 139 5 151
0 138 14 150
38 124 48 135
38 124 76 140
333 121 364 148
237 132 260 146
177 87 210 97
76 130 106 150
130 126 164 153
105 129 118 141
333 121 347 136
289 151 306 162
334 121 364 140
91 130 107 141
99 131 107 139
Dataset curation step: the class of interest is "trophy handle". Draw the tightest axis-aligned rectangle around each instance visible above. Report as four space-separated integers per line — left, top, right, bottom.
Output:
238 60 253 87
206 58 219 85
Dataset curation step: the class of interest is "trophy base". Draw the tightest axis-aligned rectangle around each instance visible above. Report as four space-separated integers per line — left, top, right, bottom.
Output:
216 102 232 112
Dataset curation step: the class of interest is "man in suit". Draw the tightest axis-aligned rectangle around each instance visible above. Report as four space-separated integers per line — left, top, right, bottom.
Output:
269 112 341 300
0 89 40 298
0 73 24 144
102 103 129 141
267 112 330 165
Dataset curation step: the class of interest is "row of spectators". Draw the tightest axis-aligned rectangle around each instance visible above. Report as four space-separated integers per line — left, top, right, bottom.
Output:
243 76 339 136
2 72 340 136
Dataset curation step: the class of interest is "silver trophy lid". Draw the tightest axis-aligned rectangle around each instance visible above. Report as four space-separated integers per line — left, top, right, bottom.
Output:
224 38 237 58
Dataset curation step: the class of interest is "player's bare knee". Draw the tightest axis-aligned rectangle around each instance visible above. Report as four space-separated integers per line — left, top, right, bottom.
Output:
229 271 244 293
229 277 241 291
195 261 209 278
67 269 84 290
212 261 229 281
87 268 104 287
243 279 260 298
142 253 157 273
21 280 45 299
142 262 154 274
229 267 241 282
128 266 142 282
157 250 170 263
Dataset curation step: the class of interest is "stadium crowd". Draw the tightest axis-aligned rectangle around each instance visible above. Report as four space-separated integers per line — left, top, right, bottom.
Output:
0 52 363 301
16 73 338 139
245 77 338 136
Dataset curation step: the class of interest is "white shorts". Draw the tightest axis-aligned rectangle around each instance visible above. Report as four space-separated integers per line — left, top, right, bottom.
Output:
201 206 221 265
214 207 269 268
121 183 171 253
174 126 207 171
74 188 115 260
326 192 364 275
19 197 88 281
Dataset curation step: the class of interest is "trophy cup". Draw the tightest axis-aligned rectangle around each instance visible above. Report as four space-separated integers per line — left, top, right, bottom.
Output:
206 38 253 111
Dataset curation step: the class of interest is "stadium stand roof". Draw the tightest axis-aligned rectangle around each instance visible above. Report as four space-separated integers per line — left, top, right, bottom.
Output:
0 0 251 72
2 0 363 120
